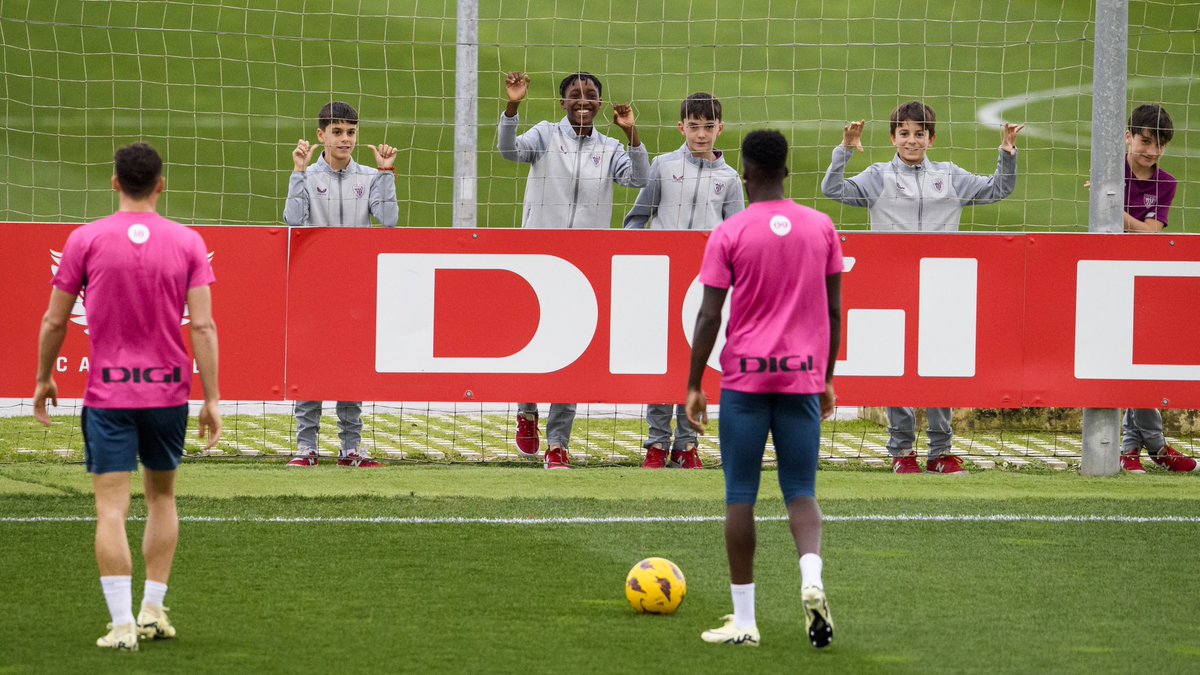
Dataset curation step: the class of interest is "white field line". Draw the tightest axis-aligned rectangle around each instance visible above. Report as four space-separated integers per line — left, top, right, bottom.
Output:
3 514 1200 525
977 77 1200 158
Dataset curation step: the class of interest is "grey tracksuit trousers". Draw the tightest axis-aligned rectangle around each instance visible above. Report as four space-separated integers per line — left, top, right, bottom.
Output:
644 404 697 451
886 407 953 458
1123 408 1167 454
295 401 363 455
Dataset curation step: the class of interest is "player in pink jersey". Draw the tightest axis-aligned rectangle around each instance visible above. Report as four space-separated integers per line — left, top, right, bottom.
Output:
33 143 221 651
687 131 842 650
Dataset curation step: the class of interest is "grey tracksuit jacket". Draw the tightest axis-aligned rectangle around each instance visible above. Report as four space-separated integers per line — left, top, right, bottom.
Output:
622 144 744 230
820 145 1018 231
283 154 399 227
498 114 649 229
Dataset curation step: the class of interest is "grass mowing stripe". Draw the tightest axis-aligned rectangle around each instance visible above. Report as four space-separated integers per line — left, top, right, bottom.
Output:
6 514 1200 524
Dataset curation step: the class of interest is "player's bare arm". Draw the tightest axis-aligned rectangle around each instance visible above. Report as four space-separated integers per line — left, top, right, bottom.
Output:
1001 123 1025 156
367 144 397 171
187 285 222 449
842 120 865 152
686 285 727 434
504 71 529 117
612 103 640 147
293 139 318 172
33 288 76 426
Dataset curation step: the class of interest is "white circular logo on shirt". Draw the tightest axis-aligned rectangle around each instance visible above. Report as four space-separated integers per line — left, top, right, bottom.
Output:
769 215 792 237
128 223 150 244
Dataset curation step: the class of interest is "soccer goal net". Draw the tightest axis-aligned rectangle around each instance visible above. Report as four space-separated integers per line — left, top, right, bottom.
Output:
1 1 1197 466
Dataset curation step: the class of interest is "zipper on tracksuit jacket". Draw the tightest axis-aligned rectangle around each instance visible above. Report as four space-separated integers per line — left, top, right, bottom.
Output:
567 134 585 228
687 163 704 229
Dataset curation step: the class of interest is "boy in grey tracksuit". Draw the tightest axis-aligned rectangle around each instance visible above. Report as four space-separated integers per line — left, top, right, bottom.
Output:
624 93 744 470
283 101 399 468
499 70 649 469
821 101 1023 475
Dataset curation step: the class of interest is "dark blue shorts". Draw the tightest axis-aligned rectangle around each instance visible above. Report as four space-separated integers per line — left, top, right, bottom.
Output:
82 405 188 474
718 390 822 505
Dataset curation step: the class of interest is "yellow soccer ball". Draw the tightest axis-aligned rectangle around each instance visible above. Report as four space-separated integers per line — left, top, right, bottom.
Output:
625 557 687 614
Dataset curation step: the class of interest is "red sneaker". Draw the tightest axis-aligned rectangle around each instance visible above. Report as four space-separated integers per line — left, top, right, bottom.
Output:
545 447 571 470
927 454 966 474
516 412 540 456
1120 452 1147 473
287 452 318 468
1149 446 1198 473
337 452 383 468
892 454 922 474
641 446 667 469
669 447 703 469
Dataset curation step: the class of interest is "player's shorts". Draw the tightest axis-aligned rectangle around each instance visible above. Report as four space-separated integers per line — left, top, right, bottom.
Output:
81 405 188 474
718 390 822 505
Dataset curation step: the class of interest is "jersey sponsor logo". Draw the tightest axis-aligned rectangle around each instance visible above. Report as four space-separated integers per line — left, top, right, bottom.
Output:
101 366 183 384
354 184 366 198
127 224 150 244
769 215 792 237
316 186 328 195
671 174 684 182
740 354 814 373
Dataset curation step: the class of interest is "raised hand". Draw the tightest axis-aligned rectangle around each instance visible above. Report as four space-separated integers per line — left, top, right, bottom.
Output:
842 120 865 152
505 71 530 103
1001 122 1025 156
293 139 318 172
612 103 636 132
367 143 397 170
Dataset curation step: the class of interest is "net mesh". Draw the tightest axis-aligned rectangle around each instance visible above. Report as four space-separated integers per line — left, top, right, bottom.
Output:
2 0 1198 464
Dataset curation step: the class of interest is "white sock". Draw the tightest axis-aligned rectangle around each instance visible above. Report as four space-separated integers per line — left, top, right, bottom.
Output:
143 580 168 609
731 583 756 629
800 553 824 590
100 576 136 627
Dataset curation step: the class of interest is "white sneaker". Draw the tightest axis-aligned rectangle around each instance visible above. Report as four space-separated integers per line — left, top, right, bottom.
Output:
96 623 139 651
802 585 834 648
700 615 760 646
137 604 176 640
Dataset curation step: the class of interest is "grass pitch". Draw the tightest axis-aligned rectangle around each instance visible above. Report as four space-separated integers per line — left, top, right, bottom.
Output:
2 465 1198 673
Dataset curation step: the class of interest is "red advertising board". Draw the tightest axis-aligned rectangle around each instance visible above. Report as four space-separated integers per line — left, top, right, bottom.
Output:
4 224 1199 408
1022 234 1200 408
0 223 288 400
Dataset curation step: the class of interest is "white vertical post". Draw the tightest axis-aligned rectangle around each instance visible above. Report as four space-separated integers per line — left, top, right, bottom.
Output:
452 0 479 228
1081 0 1128 476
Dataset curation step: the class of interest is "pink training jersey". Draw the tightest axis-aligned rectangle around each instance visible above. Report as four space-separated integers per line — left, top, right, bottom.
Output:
699 199 843 395
52 211 216 409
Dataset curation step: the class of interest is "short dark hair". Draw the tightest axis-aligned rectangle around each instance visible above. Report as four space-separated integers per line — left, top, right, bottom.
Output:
681 92 722 121
559 73 603 99
318 101 359 130
114 143 163 199
742 130 788 172
890 101 936 136
1129 104 1173 144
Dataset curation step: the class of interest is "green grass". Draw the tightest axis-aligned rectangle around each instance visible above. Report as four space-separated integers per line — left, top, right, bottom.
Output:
1 1 1197 230
2 465 1199 673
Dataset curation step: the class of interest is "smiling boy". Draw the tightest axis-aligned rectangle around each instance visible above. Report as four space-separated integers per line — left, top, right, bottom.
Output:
283 101 398 468
821 101 1023 475
498 71 649 469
